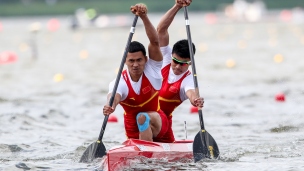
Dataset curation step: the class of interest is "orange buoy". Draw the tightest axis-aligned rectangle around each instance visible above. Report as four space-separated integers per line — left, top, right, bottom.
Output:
108 114 118 122
273 54 284 63
79 50 89 59
53 73 64 82
275 93 285 102
190 106 198 114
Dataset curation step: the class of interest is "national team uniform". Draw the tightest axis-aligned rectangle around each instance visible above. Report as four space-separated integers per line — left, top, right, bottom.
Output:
157 45 195 143
108 58 168 140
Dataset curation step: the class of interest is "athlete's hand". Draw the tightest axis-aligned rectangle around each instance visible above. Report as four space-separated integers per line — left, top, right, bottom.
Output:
130 3 148 16
176 0 192 7
193 97 204 108
103 105 115 116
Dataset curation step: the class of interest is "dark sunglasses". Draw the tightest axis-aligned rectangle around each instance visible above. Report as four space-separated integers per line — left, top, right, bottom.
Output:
172 56 191 66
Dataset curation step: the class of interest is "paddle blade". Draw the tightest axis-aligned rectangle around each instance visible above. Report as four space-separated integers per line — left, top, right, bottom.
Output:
79 141 106 163
193 130 220 162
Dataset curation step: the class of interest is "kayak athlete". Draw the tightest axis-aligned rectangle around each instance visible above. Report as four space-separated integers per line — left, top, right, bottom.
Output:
103 3 168 142
156 0 204 142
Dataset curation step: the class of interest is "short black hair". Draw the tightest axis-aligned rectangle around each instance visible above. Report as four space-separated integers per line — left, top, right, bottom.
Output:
172 39 196 59
128 41 146 56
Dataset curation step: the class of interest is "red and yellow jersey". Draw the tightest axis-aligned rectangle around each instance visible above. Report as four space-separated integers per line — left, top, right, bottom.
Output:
159 64 190 119
119 70 160 139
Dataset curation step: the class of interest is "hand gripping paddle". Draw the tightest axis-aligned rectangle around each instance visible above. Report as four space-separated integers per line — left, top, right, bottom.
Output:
79 15 139 163
183 6 220 162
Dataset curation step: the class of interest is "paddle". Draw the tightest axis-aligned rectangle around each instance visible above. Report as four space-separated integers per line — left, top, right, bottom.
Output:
79 15 139 163
183 6 220 162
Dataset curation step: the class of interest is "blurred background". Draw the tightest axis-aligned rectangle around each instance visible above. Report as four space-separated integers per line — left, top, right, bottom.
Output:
1 0 304 29
1 0 304 170
0 0 304 16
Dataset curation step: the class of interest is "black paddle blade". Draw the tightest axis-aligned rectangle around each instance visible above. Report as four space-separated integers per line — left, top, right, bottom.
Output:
193 130 220 162
79 141 106 163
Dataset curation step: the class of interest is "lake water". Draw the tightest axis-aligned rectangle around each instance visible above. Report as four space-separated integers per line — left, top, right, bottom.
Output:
0 11 303 171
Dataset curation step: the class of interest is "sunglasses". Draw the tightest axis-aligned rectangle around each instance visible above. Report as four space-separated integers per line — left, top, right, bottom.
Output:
172 56 191 66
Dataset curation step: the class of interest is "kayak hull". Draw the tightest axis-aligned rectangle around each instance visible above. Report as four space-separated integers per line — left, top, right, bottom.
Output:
102 139 193 171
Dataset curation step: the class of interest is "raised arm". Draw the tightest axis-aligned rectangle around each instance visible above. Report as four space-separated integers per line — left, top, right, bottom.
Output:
157 0 192 47
131 4 162 62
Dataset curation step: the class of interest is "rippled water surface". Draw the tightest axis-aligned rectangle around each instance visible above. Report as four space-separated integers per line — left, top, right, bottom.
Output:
0 12 304 171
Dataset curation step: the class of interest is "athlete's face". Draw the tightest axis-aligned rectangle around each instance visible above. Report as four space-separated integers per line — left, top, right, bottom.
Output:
125 51 147 81
171 53 191 75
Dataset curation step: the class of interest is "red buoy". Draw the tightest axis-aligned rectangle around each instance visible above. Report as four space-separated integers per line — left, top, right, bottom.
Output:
108 114 118 122
0 51 18 65
204 13 218 25
280 10 292 22
47 18 60 32
275 93 285 102
190 106 198 114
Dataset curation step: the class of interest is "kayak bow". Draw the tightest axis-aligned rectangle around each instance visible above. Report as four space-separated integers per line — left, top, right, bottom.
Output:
101 139 194 171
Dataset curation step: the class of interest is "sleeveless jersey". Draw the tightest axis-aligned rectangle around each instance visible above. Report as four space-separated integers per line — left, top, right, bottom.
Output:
159 64 191 119
119 70 160 139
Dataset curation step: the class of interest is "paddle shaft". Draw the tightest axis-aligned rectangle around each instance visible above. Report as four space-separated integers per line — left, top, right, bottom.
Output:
184 7 220 160
183 7 205 131
183 7 212 153
97 15 139 142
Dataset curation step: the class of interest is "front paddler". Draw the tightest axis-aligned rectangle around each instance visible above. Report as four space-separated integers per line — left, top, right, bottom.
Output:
103 3 168 142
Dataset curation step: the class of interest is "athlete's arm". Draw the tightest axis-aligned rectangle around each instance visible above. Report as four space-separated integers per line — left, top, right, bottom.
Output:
182 74 203 107
157 0 189 47
144 59 163 90
131 4 163 62
103 93 121 116
104 78 128 115
157 3 182 47
186 89 204 108
160 46 173 68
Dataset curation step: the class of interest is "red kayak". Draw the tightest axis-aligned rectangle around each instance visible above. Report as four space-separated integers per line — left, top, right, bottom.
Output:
101 139 193 171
